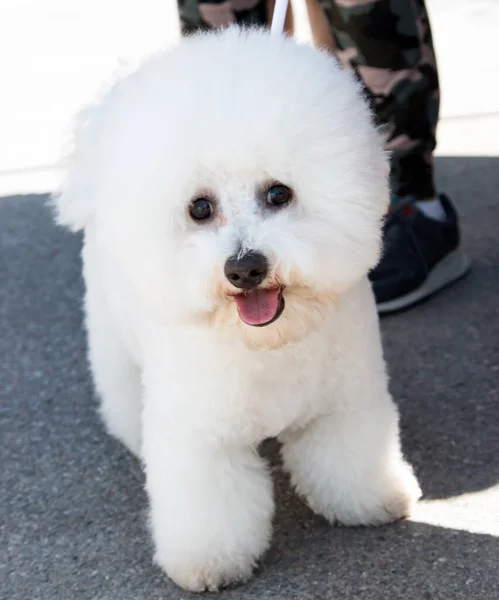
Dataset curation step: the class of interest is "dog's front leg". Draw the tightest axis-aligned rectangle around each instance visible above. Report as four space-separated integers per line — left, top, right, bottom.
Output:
280 394 421 527
141 401 274 592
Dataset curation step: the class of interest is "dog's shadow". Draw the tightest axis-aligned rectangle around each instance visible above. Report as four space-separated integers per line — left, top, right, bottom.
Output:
2 185 498 600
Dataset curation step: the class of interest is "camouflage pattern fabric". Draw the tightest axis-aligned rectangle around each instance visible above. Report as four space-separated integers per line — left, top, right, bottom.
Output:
319 0 439 199
178 0 266 33
177 0 439 200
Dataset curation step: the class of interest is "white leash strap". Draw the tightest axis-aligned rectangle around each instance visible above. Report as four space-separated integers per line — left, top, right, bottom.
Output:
270 0 290 35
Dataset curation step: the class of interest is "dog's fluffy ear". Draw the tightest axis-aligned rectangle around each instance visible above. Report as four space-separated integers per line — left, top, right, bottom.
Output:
51 105 98 232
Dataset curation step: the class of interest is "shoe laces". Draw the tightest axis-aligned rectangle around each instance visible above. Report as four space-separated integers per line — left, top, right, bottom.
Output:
386 195 418 222
381 196 418 251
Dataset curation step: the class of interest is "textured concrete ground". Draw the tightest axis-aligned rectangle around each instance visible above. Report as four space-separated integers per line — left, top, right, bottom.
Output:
1 156 498 600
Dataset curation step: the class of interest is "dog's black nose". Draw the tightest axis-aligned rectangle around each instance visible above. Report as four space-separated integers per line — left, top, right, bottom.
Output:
224 252 268 289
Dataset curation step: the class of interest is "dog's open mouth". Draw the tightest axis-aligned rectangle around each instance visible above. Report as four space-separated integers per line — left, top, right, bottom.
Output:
234 286 285 327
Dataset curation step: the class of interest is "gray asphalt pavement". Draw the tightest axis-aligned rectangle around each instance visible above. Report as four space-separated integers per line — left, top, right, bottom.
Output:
1 157 498 599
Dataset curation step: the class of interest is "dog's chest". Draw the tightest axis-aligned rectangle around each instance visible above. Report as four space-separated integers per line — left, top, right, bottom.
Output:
231 345 338 441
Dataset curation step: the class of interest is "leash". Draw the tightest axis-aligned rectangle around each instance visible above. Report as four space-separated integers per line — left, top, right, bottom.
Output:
270 0 290 35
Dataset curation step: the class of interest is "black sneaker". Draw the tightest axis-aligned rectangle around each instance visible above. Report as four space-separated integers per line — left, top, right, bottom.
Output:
369 194 471 314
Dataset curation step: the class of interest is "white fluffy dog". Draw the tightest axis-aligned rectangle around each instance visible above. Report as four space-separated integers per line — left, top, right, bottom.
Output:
53 27 421 592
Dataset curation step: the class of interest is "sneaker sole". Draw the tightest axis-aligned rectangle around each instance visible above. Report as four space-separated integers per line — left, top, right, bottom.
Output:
376 247 471 315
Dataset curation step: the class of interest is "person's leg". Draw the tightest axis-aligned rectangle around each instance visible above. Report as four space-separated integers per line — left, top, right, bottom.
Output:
178 0 267 33
315 0 470 312
317 0 438 202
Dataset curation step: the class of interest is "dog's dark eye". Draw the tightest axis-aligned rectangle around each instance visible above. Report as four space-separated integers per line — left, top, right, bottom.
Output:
266 184 292 207
189 198 213 222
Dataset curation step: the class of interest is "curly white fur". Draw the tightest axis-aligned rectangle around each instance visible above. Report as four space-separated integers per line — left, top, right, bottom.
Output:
53 27 421 592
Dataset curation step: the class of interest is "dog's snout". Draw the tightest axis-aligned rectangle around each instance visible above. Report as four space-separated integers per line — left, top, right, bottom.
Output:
224 252 268 289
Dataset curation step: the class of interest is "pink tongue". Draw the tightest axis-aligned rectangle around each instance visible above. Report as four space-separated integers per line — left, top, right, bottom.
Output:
234 288 280 326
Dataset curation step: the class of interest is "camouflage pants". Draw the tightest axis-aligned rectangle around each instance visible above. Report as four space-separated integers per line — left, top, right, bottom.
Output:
177 0 439 199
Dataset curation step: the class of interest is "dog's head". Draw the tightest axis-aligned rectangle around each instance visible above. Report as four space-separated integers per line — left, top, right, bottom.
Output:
54 28 389 350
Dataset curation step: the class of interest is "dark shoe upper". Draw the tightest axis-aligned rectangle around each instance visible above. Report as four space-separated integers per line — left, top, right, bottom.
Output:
369 195 461 304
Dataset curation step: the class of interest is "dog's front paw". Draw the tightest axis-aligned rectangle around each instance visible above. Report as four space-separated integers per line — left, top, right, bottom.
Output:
335 462 422 527
156 553 255 592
